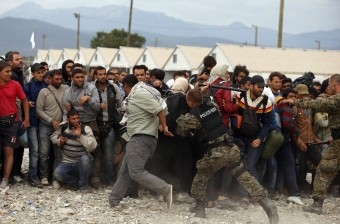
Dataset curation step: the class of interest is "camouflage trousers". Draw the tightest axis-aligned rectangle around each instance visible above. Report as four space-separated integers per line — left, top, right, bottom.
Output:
191 144 266 201
313 138 340 200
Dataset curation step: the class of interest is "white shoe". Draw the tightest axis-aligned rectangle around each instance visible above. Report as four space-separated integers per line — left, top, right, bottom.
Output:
41 178 49 186
287 196 304 205
52 180 61 190
13 175 23 183
157 195 164 202
0 179 9 188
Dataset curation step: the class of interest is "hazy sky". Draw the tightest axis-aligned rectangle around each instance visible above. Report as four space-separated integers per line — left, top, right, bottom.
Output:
1 0 339 34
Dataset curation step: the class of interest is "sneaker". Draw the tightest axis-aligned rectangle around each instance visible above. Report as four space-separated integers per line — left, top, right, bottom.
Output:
30 178 43 188
157 195 165 202
41 178 49 186
79 186 92 194
52 180 61 190
287 196 304 205
165 184 173 209
13 175 23 183
176 192 196 203
0 179 9 188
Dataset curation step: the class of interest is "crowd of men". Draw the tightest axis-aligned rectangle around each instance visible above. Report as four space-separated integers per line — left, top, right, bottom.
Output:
0 51 339 223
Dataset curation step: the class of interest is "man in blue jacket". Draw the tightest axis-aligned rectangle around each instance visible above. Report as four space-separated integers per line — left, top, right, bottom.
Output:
24 63 47 187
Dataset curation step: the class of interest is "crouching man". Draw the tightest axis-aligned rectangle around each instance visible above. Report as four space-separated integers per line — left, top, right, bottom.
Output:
51 110 97 192
176 89 279 224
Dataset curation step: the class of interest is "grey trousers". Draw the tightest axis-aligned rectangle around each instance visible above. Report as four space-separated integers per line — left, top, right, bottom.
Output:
109 134 169 203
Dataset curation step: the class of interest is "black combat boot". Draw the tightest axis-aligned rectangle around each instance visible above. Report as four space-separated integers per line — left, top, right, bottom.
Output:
189 200 206 218
259 198 279 224
302 198 323 215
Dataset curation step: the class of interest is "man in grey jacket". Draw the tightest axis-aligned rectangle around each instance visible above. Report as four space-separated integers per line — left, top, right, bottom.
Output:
36 69 69 188
62 68 101 187
51 110 97 192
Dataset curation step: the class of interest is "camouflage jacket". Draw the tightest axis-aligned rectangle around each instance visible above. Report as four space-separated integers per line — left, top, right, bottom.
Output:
295 93 340 129
176 113 201 137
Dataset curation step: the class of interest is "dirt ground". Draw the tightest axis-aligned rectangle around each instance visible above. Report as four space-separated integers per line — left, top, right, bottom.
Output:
0 150 339 224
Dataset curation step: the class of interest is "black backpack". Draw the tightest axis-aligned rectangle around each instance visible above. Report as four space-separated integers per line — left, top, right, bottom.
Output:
239 93 268 137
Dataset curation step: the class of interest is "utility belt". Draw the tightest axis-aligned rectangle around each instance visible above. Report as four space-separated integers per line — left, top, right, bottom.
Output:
331 128 340 140
204 133 235 155
0 114 15 127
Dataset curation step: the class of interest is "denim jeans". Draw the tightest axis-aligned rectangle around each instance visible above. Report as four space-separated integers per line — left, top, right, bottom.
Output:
109 135 169 203
27 126 39 180
39 123 62 179
99 128 116 184
259 156 277 194
54 154 93 188
240 142 264 181
276 138 300 196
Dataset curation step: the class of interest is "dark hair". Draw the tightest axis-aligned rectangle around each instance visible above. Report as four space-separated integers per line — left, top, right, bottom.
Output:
311 81 321 88
122 74 138 88
203 55 217 68
0 60 11 71
94 66 106 76
71 68 85 77
186 89 202 105
61 59 74 79
282 88 298 98
282 78 292 85
5 51 20 62
234 65 249 77
199 67 210 76
320 78 329 93
239 76 251 85
149 68 165 81
269 71 283 81
67 110 80 118
133 65 148 73
173 71 186 79
40 61 48 67
71 63 83 71
48 69 62 78
308 86 319 98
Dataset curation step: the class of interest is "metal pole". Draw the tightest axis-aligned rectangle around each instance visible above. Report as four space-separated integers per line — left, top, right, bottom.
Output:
252 25 258 46
74 13 80 49
127 0 133 47
42 34 46 49
277 0 284 48
315 40 321 50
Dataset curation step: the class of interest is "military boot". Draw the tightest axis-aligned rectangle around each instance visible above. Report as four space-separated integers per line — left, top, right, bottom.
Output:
302 198 323 215
259 198 279 224
189 200 206 218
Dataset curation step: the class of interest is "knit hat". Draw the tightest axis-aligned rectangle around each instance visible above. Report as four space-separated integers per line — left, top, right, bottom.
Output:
171 77 189 94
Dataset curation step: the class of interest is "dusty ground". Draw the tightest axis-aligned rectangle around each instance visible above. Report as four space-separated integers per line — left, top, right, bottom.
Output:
0 151 339 224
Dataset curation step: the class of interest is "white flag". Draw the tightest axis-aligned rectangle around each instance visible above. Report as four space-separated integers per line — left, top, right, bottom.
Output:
30 32 35 49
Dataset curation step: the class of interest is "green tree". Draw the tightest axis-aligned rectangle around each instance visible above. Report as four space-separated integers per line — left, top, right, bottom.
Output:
90 29 146 48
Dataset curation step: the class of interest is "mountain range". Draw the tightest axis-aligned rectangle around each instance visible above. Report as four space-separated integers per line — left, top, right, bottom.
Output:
1 2 339 56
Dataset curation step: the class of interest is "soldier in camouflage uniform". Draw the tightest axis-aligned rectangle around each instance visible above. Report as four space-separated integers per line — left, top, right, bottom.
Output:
176 89 279 224
285 74 340 214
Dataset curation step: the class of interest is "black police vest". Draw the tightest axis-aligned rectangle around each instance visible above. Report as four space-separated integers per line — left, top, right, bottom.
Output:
191 102 228 143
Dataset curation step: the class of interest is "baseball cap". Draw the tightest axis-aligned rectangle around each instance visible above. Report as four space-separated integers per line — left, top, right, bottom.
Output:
250 75 265 87
31 63 45 73
294 84 309 95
